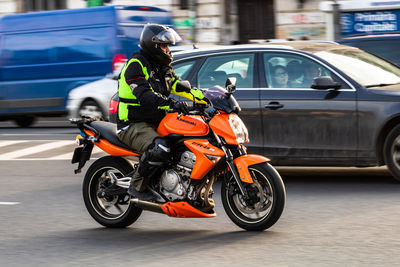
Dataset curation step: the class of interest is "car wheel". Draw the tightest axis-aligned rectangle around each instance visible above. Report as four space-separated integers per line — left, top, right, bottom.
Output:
384 124 400 182
14 116 36 127
79 100 104 119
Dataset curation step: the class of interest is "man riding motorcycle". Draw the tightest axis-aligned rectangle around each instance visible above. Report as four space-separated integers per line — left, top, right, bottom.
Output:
117 24 205 201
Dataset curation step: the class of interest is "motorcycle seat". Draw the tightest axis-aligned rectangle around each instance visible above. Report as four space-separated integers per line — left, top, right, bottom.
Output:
89 121 141 155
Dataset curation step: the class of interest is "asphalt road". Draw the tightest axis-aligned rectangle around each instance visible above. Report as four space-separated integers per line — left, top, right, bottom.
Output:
1 119 400 266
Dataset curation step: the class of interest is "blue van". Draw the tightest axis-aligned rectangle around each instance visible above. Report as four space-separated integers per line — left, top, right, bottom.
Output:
0 5 172 127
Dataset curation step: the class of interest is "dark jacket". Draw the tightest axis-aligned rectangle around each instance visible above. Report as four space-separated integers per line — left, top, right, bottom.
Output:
117 51 179 129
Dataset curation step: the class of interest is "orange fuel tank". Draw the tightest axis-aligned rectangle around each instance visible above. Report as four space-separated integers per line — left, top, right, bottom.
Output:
157 113 209 137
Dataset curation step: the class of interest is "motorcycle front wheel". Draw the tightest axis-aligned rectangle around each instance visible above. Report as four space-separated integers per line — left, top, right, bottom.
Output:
222 162 286 231
82 156 142 228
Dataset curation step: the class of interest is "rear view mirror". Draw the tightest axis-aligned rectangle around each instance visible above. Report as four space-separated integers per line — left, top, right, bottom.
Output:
311 76 341 90
225 77 237 94
175 80 192 93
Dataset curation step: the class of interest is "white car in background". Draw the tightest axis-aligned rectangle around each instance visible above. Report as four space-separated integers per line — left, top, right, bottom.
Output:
67 70 119 120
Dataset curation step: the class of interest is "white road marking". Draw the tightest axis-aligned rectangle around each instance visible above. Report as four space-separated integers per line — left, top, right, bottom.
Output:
0 140 73 160
0 140 27 148
0 202 20 205
49 146 104 160
0 140 109 160
48 152 75 160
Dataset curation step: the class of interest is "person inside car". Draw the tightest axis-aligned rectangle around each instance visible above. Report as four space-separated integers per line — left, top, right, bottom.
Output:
301 62 321 87
271 65 289 88
117 24 205 201
286 60 303 88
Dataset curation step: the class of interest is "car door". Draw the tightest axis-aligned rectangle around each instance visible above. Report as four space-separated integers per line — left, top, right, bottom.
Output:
260 51 357 164
193 52 264 154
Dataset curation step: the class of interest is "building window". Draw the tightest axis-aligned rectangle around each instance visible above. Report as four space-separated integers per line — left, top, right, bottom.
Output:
25 0 66 12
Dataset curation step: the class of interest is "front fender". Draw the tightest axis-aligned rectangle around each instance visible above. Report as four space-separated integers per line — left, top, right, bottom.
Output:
233 154 270 183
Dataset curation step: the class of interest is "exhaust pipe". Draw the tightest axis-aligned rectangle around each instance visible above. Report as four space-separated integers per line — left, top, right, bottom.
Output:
131 199 164 214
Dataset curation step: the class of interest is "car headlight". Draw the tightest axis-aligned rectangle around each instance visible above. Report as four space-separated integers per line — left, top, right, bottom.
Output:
228 114 249 144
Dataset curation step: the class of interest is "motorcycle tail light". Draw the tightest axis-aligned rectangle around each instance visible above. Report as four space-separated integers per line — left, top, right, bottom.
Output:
75 135 83 145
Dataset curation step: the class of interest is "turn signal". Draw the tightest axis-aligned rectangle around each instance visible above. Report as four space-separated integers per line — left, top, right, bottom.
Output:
75 135 83 145
205 155 221 164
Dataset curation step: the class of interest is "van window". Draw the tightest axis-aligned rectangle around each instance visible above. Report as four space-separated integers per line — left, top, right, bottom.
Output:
2 26 114 66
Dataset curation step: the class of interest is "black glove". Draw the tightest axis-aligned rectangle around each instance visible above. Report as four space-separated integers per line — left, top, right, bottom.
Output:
172 101 189 115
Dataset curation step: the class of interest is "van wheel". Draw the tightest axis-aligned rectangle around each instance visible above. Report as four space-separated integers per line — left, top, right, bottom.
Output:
14 116 36 127
79 100 104 119
384 124 400 182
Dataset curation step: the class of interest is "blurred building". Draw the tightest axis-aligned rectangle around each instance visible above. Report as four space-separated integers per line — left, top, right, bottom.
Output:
276 0 326 40
1 0 328 43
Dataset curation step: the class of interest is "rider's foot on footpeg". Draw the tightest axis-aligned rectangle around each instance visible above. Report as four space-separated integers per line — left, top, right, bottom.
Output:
128 186 156 201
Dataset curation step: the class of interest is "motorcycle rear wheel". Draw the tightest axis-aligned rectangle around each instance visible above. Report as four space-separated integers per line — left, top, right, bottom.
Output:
83 156 142 228
222 162 286 231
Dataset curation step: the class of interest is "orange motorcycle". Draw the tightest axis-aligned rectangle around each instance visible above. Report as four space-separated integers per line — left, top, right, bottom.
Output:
71 78 285 231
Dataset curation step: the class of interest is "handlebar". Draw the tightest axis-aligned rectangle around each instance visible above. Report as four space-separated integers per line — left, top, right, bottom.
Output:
167 102 215 118
167 109 201 115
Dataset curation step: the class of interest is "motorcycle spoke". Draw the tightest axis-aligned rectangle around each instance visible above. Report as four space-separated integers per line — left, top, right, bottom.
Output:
394 151 400 163
228 167 274 221
103 203 112 211
115 204 123 213
90 167 132 218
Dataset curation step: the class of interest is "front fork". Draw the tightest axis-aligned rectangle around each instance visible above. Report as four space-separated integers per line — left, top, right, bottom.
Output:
213 134 250 198
216 139 269 199
226 160 249 198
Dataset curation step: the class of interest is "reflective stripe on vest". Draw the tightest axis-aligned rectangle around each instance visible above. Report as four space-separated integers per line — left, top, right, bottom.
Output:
118 58 150 121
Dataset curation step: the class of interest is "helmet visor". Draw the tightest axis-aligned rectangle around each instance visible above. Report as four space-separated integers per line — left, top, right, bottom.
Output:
152 28 182 45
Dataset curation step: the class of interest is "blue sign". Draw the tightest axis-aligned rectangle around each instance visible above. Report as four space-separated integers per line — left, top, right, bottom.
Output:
341 10 400 36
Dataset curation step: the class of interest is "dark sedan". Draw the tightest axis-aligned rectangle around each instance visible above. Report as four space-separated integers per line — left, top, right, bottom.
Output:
111 42 400 181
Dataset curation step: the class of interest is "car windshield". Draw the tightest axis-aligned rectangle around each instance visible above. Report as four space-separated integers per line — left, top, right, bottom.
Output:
315 48 400 88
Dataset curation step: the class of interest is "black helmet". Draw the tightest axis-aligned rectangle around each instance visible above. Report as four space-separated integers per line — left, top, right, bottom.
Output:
139 24 181 66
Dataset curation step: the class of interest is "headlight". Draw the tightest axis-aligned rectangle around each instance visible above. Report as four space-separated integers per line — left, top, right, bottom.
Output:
228 114 249 144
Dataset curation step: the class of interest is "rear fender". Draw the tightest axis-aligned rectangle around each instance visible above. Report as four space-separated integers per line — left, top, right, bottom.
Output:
233 154 270 183
72 140 94 174
83 129 140 157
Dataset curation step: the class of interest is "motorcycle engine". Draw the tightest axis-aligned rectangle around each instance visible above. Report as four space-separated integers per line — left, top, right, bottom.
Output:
159 151 196 201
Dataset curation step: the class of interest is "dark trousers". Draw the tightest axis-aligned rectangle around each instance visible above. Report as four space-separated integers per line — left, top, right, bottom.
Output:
117 122 160 191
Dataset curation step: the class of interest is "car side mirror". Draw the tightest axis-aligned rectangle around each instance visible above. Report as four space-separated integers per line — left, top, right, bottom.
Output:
225 77 237 94
311 76 341 90
175 80 192 93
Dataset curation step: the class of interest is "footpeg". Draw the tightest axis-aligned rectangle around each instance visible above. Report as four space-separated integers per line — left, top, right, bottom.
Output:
107 171 131 189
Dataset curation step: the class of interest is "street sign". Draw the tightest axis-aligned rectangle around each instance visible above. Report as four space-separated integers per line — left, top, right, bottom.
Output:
341 10 400 36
